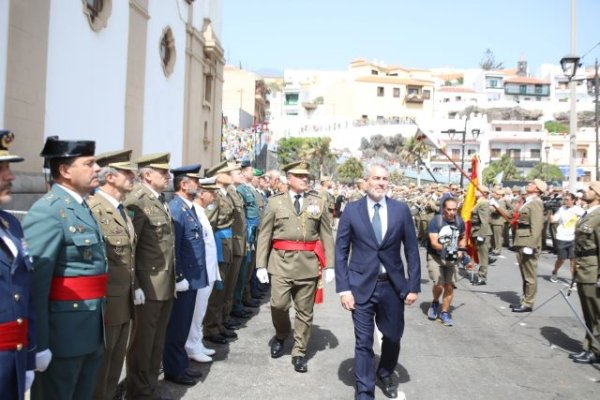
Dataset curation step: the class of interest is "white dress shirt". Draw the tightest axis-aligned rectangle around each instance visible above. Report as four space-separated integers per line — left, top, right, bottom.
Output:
194 203 220 283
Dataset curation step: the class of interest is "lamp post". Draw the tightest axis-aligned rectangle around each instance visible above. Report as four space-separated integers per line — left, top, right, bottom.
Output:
562 0 579 191
442 119 481 187
544 146 550 180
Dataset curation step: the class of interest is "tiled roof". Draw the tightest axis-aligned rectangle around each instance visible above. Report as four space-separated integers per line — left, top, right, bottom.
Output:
438 86 476 93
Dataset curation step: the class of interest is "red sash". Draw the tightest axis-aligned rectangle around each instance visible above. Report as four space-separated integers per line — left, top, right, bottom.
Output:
0 319 28 351
49 274 108 301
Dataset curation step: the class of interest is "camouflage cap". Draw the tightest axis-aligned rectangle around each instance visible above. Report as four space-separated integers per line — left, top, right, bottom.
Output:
136 152 170 170
95 149 136 171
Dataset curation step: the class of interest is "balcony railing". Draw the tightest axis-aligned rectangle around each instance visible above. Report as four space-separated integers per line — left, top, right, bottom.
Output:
405 93 424 103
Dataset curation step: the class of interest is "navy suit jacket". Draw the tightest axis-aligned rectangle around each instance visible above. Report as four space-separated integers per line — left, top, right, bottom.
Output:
335 196 421 304
169 195 208 290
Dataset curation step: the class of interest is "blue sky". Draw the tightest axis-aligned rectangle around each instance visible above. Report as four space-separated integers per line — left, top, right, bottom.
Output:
222 0 600 75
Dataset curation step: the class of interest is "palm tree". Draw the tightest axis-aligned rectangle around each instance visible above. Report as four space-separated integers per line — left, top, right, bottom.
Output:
400 135 437 182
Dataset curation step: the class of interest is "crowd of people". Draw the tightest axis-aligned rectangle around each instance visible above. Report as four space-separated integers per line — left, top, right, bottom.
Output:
1 128 598 400
220 127 255 162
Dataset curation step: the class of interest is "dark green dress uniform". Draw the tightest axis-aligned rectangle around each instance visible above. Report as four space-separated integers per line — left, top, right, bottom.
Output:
574 204 600 358
225 184 246 319
470 196 492 282
513 193 544 309
490 192 508 254
89 149 137 400
26 184 108 400
256 161 335 361
124 153 175 400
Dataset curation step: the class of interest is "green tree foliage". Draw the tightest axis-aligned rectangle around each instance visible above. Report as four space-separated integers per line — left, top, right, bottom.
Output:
526 162 564 181
545 120 568 134
358 134 406 161
337 157 364 184
482 155 522 184
277 136 335 178
479 48 504 71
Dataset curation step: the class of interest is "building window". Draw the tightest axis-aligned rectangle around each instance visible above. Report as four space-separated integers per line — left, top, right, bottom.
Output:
534 85 543 94
371 70 379 75
204 74 213 104
488 79 498 88
495 127 502 131
423 90 431 99
82 0 112 32
159 27 176 77
519 85 527 94
524 127 531 132
491 148 501 158
508 148 521 161
377 87 384 97
451 149 460 160
393 88 400 98
530 149 540 159
284 93 299 106
407 87 420 95
455 96 462 101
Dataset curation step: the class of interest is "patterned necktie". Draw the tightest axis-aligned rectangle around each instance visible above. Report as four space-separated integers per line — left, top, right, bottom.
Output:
372 203 382 244
294 194 302 214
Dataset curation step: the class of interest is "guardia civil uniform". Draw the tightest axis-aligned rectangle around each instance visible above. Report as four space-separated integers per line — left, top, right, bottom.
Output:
25 137 108 400
88 150 137 400
256 161 335 368
512 180 545 311
470 189 492 283
0 131 35 400
573 182 600 361
124 153 175 400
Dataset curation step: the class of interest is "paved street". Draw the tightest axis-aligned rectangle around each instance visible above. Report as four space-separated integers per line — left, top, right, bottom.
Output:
155 246 600 400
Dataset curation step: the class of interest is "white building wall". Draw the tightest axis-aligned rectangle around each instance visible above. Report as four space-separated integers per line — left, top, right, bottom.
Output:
142 1 189 166
0 0 9 125
195 0 223 38
44 2 129 152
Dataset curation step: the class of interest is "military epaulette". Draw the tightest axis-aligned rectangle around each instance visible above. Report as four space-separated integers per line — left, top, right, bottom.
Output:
306 190 321 198
271 191 285 197
41 192 60 205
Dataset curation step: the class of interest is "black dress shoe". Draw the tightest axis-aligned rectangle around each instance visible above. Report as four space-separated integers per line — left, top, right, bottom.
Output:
291 356 308 373
472 279 486 286
511 305 533 313
185 368 203 378
223 320 241 330
230 309 252 319
573 351 599 364
271 338 284 358
220 329 238 340
509 303 520 309
243 299 260 308
164 373 198 386
568 350 588 359
377 375 398 399
205 334 228 344
489 257 497 264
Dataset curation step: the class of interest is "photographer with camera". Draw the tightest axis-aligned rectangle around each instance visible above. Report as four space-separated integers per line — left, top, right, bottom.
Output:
511 179 546 313
426 198 466 326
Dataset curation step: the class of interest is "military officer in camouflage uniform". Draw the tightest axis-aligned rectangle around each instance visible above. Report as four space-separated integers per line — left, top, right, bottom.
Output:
319 176 335 222
349 179 366 202
490 189 509 255
511 179 546 313
124 153 175 400
256 160 335 373
570 182 600 364
88 150 137 400
203 161 240 344
470 187 492 285
25 137 107 400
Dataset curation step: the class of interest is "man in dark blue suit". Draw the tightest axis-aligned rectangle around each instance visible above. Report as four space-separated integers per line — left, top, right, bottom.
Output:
335 163 421 400
163 164 208 386
0 130 35 400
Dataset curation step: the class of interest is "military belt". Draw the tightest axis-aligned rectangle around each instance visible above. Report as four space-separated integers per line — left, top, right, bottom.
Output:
0 319 28 351
49 274 108 301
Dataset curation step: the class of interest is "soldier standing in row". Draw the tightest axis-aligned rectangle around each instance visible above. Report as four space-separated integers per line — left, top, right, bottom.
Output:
490 188 509 255
25 137 107 400
470 187 492 286
124 153 175 400
0 130 35 400
256 161 334 373
319 176 335 223
88 150 137 400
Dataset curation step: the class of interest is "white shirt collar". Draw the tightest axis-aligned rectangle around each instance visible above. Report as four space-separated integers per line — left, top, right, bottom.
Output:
366 195 387 210
97 189 121 209
57 184 85 205
288 189 304 200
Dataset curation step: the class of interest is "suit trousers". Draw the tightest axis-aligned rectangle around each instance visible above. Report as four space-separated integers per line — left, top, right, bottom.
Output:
576 282 600 355
223 255 243 321
186 282 214 355
93 321 131 400
126 299 173 400
491 224 504 252
515 250 539 308
476 236 490 280
270 275 318 357
163 289 198 377
204 261 230 336
352 279 405 400
32 345 103 400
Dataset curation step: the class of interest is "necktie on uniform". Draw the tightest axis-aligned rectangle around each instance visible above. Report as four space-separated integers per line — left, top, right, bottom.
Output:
117 204 128 222
372 203 382 244
294 194 302 214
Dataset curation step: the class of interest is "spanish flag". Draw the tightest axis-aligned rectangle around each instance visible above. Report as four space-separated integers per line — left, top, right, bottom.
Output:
461 156 479 263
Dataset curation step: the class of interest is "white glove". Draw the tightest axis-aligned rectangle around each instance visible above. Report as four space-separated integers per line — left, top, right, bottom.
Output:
522 247 534 255
25 370 35 391
35 349 52 372
256 268 269 284
324 268 335 283
134 288 146 305
489 199 499 208
175 278 190 292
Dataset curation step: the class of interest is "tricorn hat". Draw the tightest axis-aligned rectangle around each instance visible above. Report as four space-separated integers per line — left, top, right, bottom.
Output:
40 136 95 159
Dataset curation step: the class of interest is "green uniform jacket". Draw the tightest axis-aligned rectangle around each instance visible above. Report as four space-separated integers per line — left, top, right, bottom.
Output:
237 183 260 220
256 192 334 279
471 198 492 237
513 197 544 249
490 198 509 226
319 188 335 217
23 185 107 357
124 184 175 301
206 189 234 263
228 185 247 257
574 207 600 283
88 192 137 326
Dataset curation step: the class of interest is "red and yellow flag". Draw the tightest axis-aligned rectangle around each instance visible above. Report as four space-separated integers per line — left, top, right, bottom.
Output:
460 156 479 263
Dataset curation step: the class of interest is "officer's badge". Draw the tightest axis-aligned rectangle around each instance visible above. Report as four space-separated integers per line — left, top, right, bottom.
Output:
60 209 67 219
307 203 321 217
0 217 8 229
69 226 77 233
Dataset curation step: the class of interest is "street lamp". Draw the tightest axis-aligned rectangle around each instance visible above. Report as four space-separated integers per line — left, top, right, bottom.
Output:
442 122 481 187
544 145 550 180
560 55 581 80
561 54 580 191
